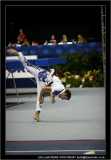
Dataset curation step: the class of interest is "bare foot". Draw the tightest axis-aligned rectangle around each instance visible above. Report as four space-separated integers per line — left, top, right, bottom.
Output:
7 49 19 56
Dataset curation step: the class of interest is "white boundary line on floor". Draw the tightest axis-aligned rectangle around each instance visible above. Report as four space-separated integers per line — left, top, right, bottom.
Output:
6 150 105 153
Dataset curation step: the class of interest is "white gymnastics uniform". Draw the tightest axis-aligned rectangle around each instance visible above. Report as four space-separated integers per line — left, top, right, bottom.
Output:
18 52 65 112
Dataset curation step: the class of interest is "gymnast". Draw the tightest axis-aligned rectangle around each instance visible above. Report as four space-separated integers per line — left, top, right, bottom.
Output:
7 49 71 122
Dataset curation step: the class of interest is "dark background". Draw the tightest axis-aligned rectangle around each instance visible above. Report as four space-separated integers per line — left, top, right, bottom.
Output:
6 5 102 45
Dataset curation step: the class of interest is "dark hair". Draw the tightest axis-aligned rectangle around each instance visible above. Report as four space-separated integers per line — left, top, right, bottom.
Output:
62 82 66 87
65 89 71 100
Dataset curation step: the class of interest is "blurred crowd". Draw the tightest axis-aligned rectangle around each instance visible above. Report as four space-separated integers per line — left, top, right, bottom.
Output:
8 28 87 47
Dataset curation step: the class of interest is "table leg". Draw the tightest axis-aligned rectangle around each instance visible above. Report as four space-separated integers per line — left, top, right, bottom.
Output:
11 69 20 104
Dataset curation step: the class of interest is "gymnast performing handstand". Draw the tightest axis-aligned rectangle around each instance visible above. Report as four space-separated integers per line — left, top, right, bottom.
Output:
7 49 71 122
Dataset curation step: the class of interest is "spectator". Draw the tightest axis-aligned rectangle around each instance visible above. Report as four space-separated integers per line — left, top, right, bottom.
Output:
17 29 27 43
61 34 68 44
77 34 87 43
50 35 57 44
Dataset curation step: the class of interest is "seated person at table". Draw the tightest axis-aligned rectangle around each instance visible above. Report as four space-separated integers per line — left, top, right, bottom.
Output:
50 35 57 44
7 49 71 122
16 36 23 45
77 34 87 43
61 34 68 44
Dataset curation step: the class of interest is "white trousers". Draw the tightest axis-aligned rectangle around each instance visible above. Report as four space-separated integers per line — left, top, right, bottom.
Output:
18 52 46 112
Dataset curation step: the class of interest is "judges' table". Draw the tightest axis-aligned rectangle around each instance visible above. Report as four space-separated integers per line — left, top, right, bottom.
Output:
6 42 102 57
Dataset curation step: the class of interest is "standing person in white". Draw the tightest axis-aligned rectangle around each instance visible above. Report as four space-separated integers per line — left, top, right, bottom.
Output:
7 49 71 122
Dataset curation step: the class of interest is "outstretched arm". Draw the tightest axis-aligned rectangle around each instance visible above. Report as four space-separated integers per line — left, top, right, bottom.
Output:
7 49 19 56
39 87 52 103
